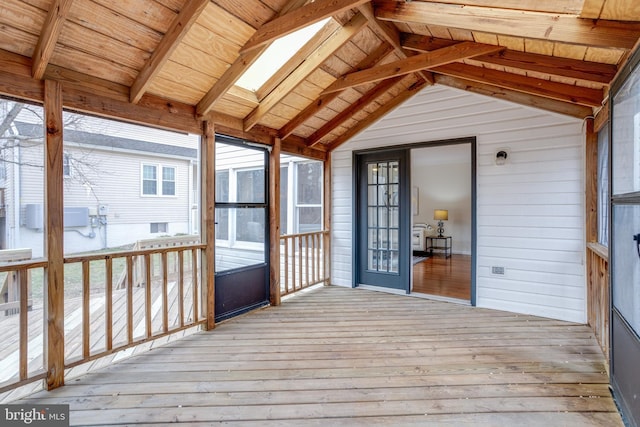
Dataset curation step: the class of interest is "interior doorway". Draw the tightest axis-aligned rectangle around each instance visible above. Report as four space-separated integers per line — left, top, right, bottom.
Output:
410 142 474 303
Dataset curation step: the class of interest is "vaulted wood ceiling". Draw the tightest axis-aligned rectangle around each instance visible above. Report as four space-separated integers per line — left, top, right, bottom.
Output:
1 0 639 158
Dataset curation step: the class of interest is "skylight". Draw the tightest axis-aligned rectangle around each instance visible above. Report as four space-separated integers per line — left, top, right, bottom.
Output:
235 18 331 92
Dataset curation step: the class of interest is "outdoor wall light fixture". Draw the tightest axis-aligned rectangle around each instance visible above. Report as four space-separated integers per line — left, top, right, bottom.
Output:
433 209 448 237
495 150 508 165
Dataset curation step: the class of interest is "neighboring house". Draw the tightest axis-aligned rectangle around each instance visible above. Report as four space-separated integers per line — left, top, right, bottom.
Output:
0 108 200 257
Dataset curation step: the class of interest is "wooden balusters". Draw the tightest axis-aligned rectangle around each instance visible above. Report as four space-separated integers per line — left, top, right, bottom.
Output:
280 231 328 296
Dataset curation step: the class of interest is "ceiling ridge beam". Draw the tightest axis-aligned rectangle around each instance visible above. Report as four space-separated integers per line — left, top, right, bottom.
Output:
240 0 370 54
357 3 434 85
278 43 394 140
375 1 640 50
402 34 617 85
321 41 503 95
433 63 603 107
32 0 74 79
307 75 404 147
243 12 368 132
325 79 429 151
130 0 209 104
196 0 309 117
435 74 593 119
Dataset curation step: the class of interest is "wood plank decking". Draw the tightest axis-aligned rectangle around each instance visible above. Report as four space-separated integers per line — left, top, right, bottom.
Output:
21 286 621 426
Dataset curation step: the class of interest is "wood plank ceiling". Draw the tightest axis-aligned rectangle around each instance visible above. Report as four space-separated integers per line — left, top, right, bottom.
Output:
0 0 639 157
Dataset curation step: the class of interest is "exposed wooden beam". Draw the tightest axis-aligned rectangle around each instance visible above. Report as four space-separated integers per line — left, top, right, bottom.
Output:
357 2 434 85
257 19 341 101
130 0 209 103
0 48 327 159
44 79 65 390
196 0 308 116
580 0 607 19
433 62 603 107
375 1 640 50
307 76 404 147
32 0 74 79
402 34 617 85
240 0 370 54
244 12 368 131
278 43 394 139
411 0 585 15
322 42 502 95
325 79 429 151
434 74 593 119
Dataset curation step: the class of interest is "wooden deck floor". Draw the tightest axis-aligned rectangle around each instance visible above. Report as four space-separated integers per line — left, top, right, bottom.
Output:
21 286 621 426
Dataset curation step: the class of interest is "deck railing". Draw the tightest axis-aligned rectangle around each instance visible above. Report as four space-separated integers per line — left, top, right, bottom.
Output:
0 259 48 391
280 231 328 296
587 242 609 365
0 241 206 394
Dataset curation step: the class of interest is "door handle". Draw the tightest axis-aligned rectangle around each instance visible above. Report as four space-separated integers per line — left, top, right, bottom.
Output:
634 234 640 260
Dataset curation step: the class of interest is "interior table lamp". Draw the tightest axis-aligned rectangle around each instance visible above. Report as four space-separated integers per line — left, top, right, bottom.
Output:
433 209 448 237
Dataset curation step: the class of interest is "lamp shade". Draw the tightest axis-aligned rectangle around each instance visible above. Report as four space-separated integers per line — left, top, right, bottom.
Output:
433 209 448 221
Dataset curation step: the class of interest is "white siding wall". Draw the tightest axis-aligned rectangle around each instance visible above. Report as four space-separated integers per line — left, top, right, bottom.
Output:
332 85 586 323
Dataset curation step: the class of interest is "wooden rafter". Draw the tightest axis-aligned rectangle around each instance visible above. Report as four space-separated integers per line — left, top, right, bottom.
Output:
196 0 309 117
411 0 585 14
357 2 433 84
325 79 429 151
580 0 608 18
375 1 640 50
307 76 404 147
243 12 368 132
256 19 341 101
240 0 370 54
402 34 618 85
32 0 74 79
433 62 604 107
278 43 394 139
130 0 209 104
434 74 593 119
322 42 503 95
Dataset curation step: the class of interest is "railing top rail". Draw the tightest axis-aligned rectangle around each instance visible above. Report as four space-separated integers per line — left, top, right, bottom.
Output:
0 259 48 272
280 230 328 239
64 243 206 264
587 242 608 261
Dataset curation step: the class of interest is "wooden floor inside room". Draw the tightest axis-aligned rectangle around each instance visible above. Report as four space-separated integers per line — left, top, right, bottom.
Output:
413 254 471 300
20 286 620 426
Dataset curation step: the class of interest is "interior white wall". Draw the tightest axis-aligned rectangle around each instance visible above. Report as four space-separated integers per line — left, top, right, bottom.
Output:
330 84 586 324
412 145 471 254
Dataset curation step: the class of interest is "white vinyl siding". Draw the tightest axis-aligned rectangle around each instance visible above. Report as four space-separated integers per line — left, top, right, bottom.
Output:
332 85 586 323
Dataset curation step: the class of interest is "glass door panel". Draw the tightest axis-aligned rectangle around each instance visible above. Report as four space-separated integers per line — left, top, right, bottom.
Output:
357 150 409 291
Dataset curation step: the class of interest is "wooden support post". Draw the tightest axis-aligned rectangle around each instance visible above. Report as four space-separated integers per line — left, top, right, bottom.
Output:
202 120 215 330
44 79 65 390
269 137 281 306
323 153 331 285
585 118 598 243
